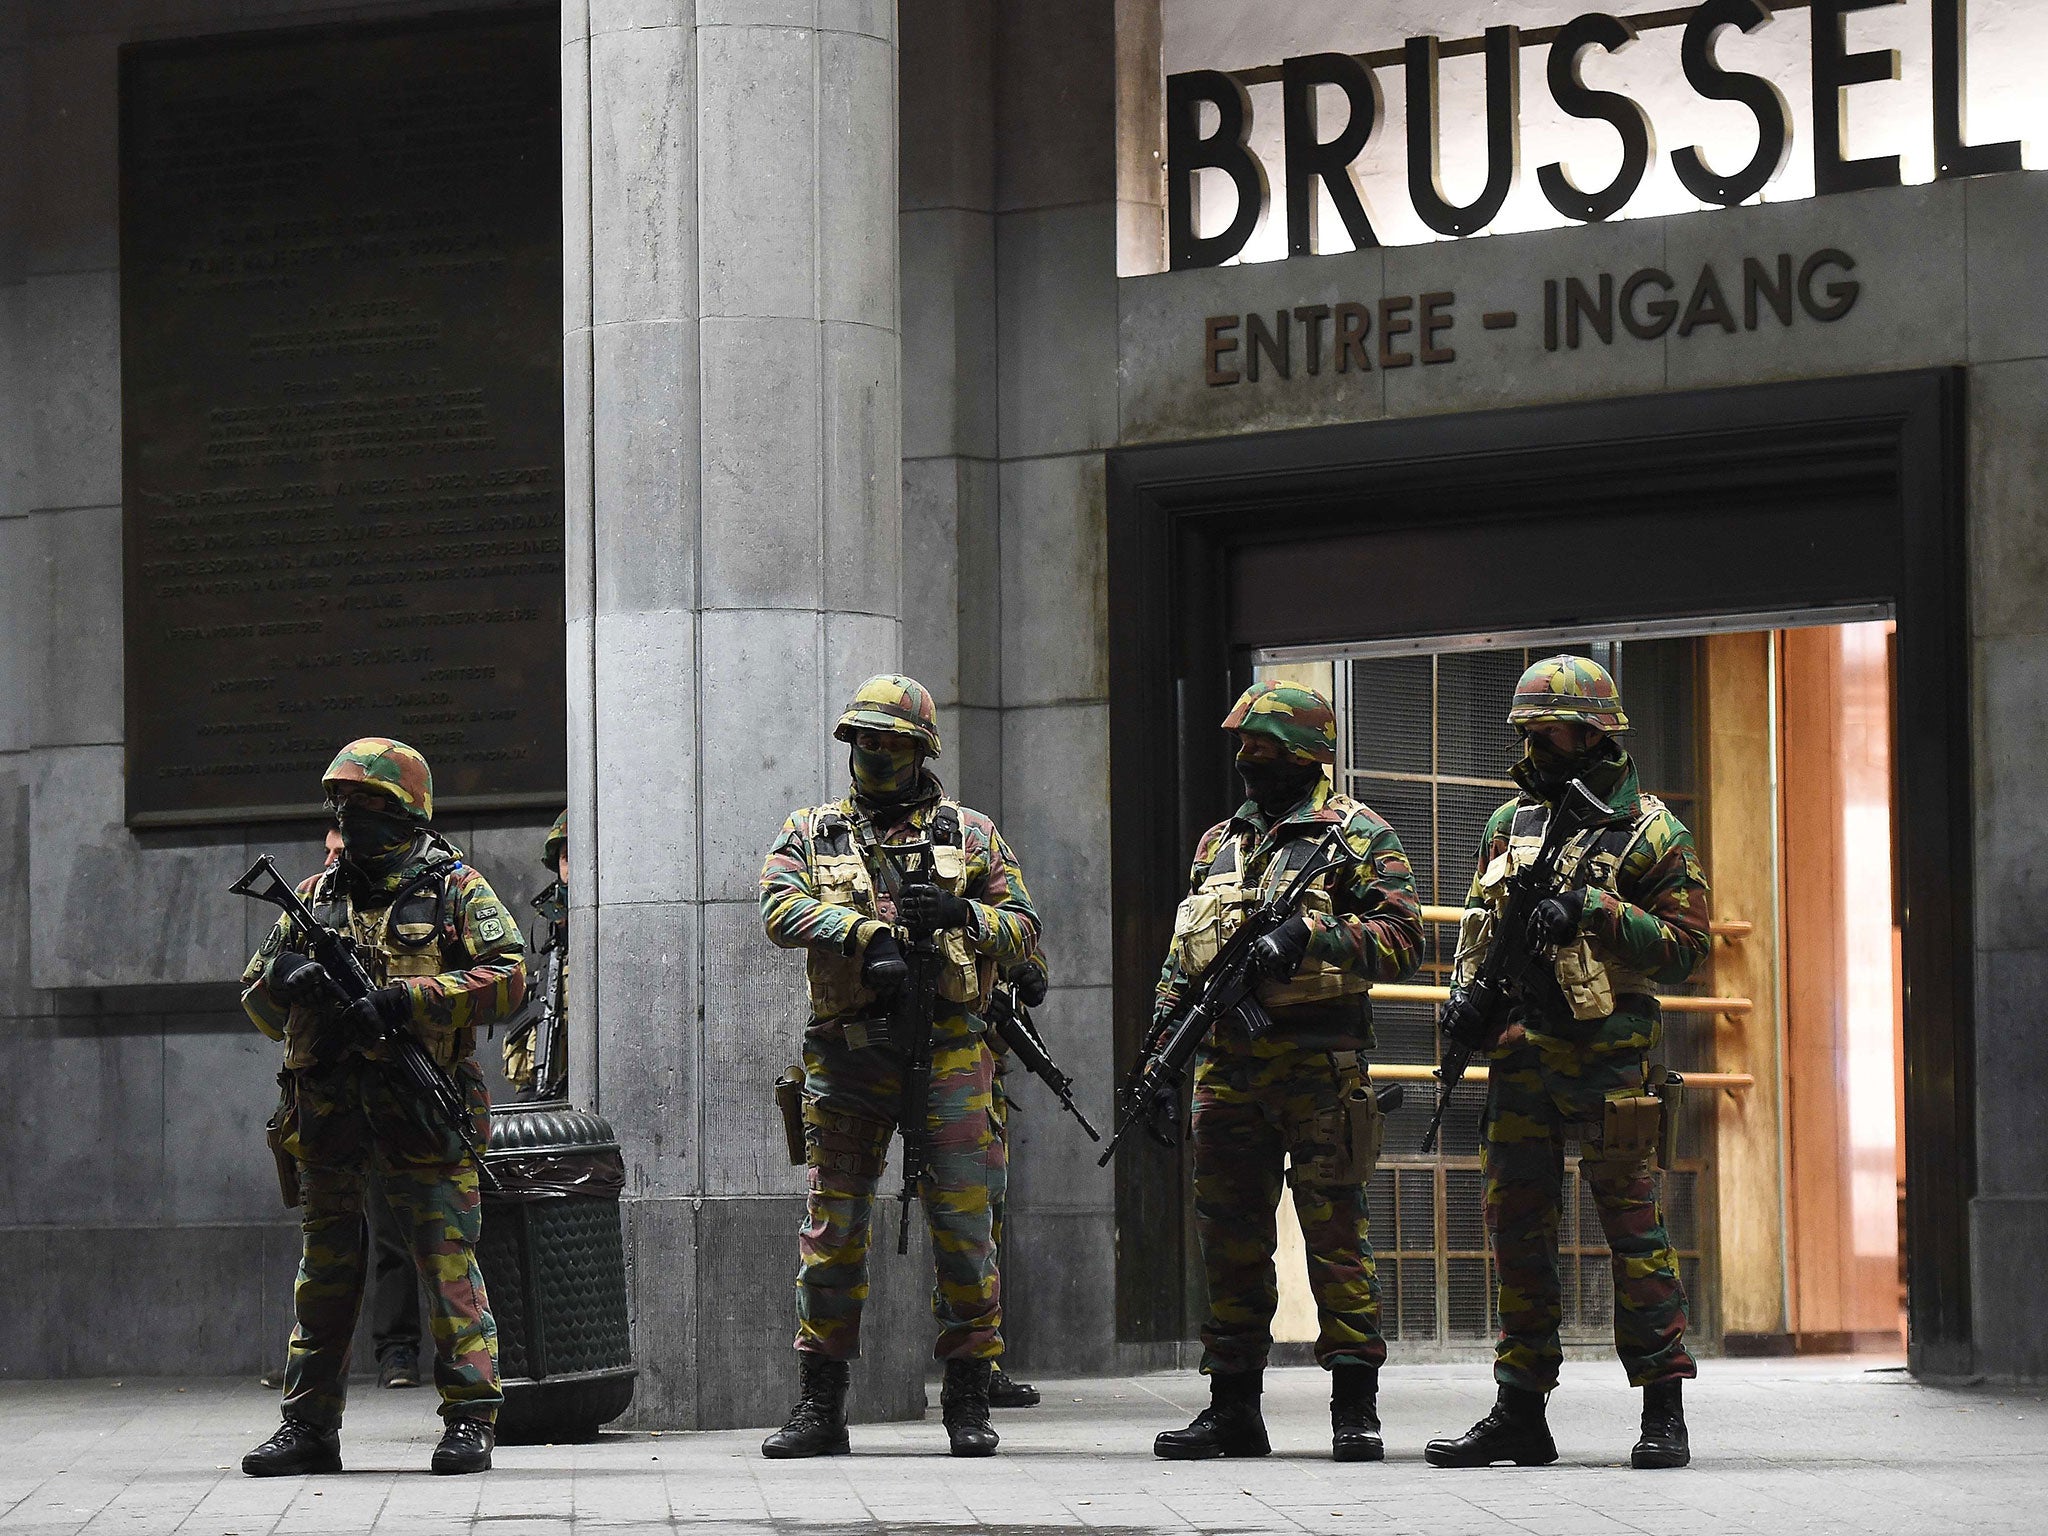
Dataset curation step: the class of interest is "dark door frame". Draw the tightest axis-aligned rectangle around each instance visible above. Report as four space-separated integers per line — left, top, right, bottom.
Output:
1106 368 1973 1377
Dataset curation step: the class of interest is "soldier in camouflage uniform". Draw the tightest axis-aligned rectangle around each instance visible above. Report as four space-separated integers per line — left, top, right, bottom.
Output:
239 739 526 1477
758 676 1042 1459
1424 656 1709 1471
1151 682 1423 1463
503 810 569 1098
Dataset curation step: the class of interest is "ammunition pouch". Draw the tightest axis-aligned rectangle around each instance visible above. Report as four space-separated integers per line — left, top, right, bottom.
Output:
802 804 988 1019
774 1065 808 1167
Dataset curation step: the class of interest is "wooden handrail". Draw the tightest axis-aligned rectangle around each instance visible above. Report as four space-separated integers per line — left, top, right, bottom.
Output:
1367 1062 1756 1090
1417 903 1753 939
1369 981 1752 1015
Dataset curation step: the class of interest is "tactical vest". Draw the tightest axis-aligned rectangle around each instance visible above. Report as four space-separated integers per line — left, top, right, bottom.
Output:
1460 794 1666 1022
286 858 470 1070
802 802 990 1024
1168 804 1372 1011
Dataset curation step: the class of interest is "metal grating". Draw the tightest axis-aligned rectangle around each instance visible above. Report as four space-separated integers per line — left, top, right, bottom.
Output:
1346 641 1711 1355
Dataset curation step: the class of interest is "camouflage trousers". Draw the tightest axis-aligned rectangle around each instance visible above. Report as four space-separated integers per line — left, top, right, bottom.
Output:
796 1021 1002 1361
989 1070 1011 1252
278 1058 500 1428
1191 1042 1386 1375
1482 1044 1695 1392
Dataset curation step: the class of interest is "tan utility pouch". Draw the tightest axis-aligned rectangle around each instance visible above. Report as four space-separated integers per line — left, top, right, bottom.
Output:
774 1065 808 1167
1555 938 1616 1021
1168 890 1225 978
1598 1065 1680 1172
1329 1052 1383 1184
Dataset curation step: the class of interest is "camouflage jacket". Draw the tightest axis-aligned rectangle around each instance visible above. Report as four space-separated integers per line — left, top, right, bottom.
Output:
1154 777 1424 1052
1456 749 1710 1058
760 777 1040 1034
241 837 528 1072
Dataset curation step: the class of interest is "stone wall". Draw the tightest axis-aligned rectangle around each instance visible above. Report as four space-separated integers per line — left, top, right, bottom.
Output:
0 0 558 1382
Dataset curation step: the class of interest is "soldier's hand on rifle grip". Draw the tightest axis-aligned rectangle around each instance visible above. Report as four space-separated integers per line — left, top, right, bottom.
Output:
860 931 910 992
1527 889 1585 947
268 952 345 1009
1140 1084 1180 1147
340 985 412 1042
1438 988 1491 1049
897 884 970 934
1249 913 1312 982
1014 960 1048 1008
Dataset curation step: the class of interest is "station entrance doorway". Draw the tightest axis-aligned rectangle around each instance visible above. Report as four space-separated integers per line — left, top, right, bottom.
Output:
1106 371 1973 1375
1252 619 1904 1360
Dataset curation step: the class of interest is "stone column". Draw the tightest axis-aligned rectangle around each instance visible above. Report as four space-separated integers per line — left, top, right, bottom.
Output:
986 0 1122 1373
899 0 998 807
564 0 917 1429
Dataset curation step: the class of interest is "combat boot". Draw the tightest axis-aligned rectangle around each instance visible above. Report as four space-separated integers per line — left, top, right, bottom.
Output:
988 1361 1041 1408
1331 1364 1383 1462
940 1359 1000 1457
241 1417 342 1477
761 1354 851 1459
1631 1379 1690 1468
430 1417 494 1474
1153 1371 1271 1460
1424 1385 1558 1468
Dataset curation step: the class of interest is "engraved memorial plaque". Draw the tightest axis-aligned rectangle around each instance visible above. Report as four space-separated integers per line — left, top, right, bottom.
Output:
120 10 564 825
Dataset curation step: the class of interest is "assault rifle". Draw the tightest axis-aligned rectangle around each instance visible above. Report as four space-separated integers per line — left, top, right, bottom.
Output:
984 981 1100 1142
1098 825 1349 1166
230 854 491 1175
884 839 943 1256
526 882 569 1101
1421 777 1622 1153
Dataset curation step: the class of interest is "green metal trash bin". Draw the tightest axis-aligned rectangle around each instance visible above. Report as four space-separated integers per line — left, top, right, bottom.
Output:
479 1101 636 1442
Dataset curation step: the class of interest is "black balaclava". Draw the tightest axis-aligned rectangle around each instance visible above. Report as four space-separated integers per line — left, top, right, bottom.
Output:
850 737 923 805
334 797 419 880
1516 728 1616 798
1236 750 1323 819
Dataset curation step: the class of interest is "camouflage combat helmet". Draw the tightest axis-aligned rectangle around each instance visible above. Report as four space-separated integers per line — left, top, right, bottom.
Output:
322 737 434 820
542 808 568 870
1221 680 1338 765
833 674 942 757
1507 654 1630 735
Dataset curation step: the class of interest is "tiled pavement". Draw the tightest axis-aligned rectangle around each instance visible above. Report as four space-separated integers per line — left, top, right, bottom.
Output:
1 1358 2042 1535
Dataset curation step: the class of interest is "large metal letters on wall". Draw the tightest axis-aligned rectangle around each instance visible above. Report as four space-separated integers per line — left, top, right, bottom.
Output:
119 9 564 825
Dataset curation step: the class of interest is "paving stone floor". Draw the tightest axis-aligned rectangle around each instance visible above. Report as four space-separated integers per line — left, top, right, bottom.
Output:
1 1357 2042 1536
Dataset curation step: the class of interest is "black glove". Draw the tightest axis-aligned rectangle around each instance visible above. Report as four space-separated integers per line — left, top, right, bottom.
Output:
1013 960 1049 1007
269 952 343 1008
860 931 909 992
339 985 412 1042
1528 889 1587 947
1439 988 1491 1049
1250 914 1312 981
1138 1079 1181 1147
897 884 971 934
